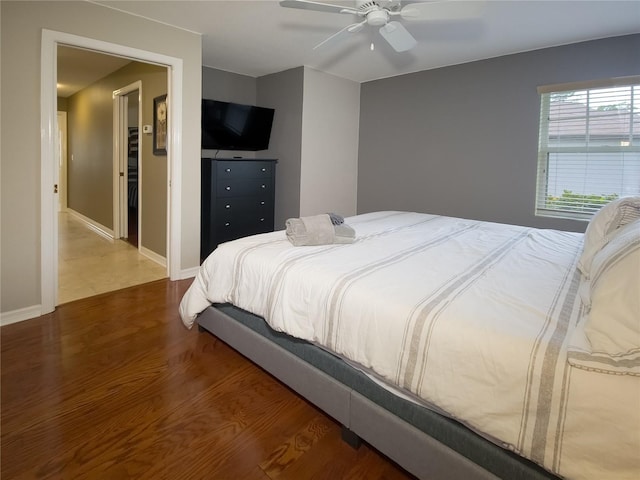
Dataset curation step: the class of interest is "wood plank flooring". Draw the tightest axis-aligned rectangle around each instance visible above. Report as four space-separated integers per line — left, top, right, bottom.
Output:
1 279 415 479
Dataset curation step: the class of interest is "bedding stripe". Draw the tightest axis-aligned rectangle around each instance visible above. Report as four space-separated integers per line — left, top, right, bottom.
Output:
517 252 581 460
267 213 443 326
230 239 287 302
531 267 580 464
231 213 423 305
567 350 640 369
398 230 531 393
553 361 573 473
323 220 479 349
266 244 337 320
552 297 585 471
348 211 407 226
354 213 440 241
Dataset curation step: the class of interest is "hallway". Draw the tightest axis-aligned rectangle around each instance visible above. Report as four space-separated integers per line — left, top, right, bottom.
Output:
58 212 167 304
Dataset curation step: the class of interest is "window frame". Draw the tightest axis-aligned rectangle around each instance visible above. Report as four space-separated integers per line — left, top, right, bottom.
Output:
535 76 640 221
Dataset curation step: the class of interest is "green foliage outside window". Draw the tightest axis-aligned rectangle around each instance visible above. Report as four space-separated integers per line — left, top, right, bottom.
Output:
546 190 618 212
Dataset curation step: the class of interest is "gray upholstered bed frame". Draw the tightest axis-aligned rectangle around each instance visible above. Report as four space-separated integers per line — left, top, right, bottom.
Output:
197 304 558 480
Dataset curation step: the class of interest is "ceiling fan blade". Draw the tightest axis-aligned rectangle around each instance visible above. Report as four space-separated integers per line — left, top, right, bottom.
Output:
313 20 366 50
279 0 358 15
400 1 486 21
379 21 417 52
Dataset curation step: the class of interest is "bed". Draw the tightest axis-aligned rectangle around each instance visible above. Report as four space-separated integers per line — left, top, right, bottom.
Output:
180 209 640 480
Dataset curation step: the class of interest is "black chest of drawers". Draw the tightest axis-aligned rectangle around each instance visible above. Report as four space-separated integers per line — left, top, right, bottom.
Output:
201 158 277 262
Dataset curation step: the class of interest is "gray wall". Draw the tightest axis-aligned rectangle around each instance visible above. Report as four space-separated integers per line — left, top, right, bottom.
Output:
67 80 114 228
201 67 258 159
257 67 305 229
300 68 359 218
357 34 640 232
202 67 256 104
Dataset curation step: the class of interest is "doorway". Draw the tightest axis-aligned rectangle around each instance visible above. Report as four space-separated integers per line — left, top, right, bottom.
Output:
113 84 142 249
125 90 140 248
57 56 166 304
41 30 184 313
126 91 140 248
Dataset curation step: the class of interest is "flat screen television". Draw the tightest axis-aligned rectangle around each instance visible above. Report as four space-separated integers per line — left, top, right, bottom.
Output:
201 99 275 151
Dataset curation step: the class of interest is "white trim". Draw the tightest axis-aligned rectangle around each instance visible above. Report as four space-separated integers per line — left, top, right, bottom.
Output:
113 92 123 239
537 75 640 94
41 31 58 314
178 266 200 280
41 29 184 314
67 208 115 242
57 111 68 211
167 60 183 282
140 246 167 268
1 306 43 326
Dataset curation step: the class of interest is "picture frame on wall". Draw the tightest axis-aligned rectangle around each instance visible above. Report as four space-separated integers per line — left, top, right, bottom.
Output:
153 94 167 155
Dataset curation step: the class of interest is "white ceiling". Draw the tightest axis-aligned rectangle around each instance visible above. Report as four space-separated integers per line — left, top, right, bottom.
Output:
90 0 639 83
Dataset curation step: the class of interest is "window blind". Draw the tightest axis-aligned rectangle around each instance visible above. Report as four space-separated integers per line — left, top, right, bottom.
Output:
535 78 640 220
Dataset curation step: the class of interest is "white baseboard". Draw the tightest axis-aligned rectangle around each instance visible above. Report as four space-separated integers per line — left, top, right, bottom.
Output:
140 246 167 268
1 267 198 325
1 305 42 326
178 267 199 280
67 209 114 242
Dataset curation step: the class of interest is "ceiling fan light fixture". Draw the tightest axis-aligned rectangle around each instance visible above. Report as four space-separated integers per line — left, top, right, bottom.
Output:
283 0 482 54
366 9 388 26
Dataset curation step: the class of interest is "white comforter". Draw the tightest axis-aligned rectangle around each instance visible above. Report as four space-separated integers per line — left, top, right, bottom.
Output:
180 211 640 480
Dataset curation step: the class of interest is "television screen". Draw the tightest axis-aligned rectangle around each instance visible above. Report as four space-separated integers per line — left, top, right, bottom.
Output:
201 99 275 151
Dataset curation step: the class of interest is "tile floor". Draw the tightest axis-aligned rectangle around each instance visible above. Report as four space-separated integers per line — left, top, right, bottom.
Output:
58 211 167 304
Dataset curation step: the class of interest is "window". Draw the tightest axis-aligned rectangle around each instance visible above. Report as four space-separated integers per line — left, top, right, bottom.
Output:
535 77 640 220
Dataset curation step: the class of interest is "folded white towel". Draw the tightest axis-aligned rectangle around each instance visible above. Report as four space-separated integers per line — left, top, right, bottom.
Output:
334 224 356 244
286 214 355 246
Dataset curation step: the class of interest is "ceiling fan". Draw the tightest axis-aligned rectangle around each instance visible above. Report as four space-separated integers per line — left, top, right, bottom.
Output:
279 0 483 53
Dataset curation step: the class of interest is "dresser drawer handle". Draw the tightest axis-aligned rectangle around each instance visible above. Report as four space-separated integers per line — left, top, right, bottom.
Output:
261 168 266 172
224 222 230 227
260 218 265 222
225 186 231 191
261 184 266 189
225 168 231 173
225 204 231 209
260 201 265 205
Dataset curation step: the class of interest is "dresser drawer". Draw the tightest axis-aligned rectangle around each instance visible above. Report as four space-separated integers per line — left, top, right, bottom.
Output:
216 160 273 179
215 197 272 218
217 178 272 198
215 215 273 243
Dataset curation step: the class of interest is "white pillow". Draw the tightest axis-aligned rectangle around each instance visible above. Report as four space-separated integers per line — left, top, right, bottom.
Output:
578 196 640 278
568 219 640 376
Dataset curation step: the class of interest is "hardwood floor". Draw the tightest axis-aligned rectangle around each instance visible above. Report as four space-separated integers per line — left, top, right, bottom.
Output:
1 279 415 479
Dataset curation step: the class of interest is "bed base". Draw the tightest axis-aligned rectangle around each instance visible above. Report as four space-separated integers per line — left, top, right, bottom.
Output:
197 305 507 480
197 305 558 480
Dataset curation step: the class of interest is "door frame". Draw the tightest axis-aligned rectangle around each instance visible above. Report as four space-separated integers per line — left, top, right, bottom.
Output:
41 29 183 313
113 82 142 244
56 111 68 212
